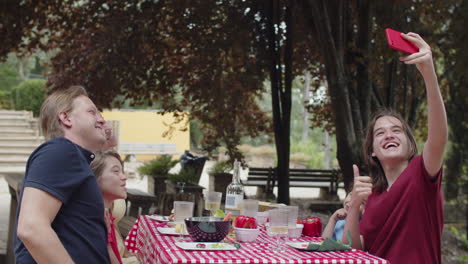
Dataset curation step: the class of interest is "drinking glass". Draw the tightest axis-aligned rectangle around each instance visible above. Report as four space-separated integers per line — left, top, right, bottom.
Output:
205 191 222 216
269 208 289 252
284 206 299 240
174 201 194 241
240 199 259 217
255 211 269 226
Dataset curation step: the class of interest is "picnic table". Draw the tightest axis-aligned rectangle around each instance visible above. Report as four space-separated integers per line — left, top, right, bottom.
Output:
125 215 389 264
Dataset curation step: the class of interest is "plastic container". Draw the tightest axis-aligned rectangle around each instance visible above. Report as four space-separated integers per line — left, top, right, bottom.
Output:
288 224 304 238
234 227 260 242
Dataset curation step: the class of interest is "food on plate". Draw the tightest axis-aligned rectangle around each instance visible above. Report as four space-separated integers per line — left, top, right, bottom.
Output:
213 209 225 218
196 243 206 249
211 243 228 249
194 243 228 249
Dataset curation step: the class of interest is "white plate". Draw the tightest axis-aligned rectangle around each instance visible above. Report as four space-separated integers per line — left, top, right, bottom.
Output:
175 242 237 251
286 242 321 250
147 215 170 222
157 227 189 236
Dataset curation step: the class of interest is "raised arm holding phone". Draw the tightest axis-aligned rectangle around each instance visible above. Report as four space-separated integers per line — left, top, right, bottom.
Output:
343 32 448 264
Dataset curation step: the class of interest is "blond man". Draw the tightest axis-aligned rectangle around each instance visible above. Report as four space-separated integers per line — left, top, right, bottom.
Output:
15 86 114 263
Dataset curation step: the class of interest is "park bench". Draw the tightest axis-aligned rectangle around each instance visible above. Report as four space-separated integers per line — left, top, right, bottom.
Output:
243 167 342 199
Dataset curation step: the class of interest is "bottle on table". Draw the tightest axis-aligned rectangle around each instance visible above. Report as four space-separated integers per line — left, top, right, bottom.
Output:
225 160 244 216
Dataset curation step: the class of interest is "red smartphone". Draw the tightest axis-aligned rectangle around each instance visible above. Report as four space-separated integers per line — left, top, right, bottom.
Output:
385 28 419 54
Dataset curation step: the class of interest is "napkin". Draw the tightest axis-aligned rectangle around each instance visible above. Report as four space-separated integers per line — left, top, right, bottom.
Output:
304 232 352 252
304 238 351 251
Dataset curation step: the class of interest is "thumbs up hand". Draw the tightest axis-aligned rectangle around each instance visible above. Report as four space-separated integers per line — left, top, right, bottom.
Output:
351 165 372 209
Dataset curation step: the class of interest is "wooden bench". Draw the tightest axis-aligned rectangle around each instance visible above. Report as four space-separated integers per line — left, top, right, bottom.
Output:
243 167 342 199
243 167 277 198
125 188 159 217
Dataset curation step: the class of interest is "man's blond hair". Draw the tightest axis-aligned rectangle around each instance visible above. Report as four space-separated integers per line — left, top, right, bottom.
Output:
40 85 88 140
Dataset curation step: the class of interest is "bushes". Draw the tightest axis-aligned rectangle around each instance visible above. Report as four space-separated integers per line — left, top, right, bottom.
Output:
138 155 201 185
137 155 178 176
209 160 232 175
0 90 14 109
168 168 199 185
11 79 46 116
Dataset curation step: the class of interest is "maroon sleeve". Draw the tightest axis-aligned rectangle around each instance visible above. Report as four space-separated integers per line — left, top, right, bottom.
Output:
418 154 443 189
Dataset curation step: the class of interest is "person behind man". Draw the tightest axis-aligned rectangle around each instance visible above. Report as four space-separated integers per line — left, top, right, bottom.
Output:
343 33 447 263
322 188 364 242
15 85 113 263
91 150 140 264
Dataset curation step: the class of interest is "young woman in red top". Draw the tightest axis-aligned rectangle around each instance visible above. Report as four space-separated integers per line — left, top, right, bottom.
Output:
343 33 447 264
91 150 128 264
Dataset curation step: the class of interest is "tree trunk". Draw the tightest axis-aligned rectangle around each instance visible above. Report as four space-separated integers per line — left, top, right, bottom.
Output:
444 146 461 200
323 130 331 169
266 0 293 204
17 56 29 81
302 71 311 143
444 72 466 201
280 1 293 204
355 0 372 124
304 0 362 191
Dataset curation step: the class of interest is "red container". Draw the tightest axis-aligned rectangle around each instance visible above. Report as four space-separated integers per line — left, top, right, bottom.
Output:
302 217 322 237
234 215 257 229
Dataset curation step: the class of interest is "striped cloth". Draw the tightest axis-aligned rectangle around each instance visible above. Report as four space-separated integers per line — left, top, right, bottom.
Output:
125 216 389 264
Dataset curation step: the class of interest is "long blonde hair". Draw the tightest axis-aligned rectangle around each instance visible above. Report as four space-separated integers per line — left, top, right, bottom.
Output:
40 85 88 140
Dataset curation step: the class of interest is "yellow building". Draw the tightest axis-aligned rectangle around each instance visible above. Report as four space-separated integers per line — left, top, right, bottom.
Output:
102 109 190 161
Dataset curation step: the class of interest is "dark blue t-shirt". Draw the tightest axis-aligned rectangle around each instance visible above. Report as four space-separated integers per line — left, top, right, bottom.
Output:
14 137 110 263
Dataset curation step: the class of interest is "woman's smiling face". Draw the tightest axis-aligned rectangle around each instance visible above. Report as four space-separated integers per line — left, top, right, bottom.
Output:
97 156 127 201
372 116 411 163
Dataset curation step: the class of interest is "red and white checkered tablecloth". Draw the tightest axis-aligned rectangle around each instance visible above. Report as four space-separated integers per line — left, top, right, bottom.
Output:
125 215 389 264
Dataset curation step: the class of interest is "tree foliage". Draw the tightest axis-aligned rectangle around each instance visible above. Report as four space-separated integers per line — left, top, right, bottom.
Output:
2 0 274 162
11 78 46 116
299 0 459 190
1 0 466 201
439 0 468 200
0 1 35 60
0 56 21 108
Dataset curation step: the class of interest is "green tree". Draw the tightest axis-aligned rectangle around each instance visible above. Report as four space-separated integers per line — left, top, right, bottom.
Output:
299 0 458 190
439 0 468 201
257 0 294 203
4 0 272 163
0 52 49 109
11 79 46 116
0 55 22 108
